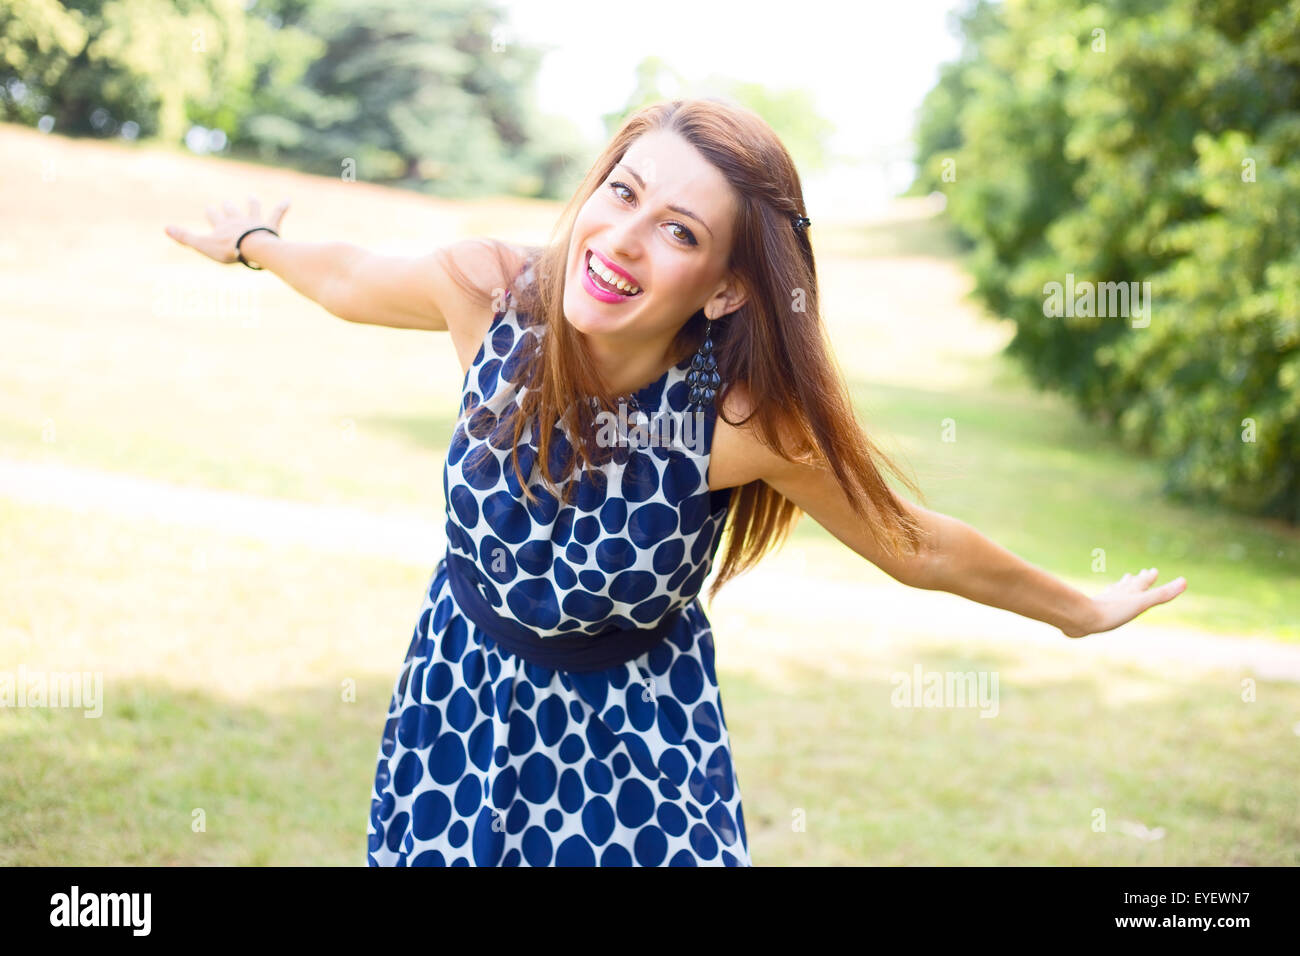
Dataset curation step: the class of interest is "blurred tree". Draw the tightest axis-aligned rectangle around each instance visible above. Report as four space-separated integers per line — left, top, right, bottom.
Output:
0 0 281 141
0 0 89 125
911 0 1300 522
607 56 834 175
0 0 587 198
714 79 833 173
604 56 687 135
240 0 582 197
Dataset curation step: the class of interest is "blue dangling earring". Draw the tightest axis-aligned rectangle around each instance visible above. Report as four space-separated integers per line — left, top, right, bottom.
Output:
686 310 721 412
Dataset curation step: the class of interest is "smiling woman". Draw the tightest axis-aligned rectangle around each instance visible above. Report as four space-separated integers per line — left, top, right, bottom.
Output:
435 103 935 605
165 96 1186 868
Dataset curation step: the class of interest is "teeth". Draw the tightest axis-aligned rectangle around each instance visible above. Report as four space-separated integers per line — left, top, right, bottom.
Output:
588 252 640 295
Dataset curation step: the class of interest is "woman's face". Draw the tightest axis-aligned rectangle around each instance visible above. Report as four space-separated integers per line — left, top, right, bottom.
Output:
563 128 744 346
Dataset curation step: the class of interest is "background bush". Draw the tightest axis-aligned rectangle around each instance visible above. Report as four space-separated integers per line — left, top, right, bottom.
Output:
911 0 1299 522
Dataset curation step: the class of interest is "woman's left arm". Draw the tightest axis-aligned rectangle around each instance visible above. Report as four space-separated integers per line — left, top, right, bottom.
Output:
907 507 1187 638
721 414 1189 639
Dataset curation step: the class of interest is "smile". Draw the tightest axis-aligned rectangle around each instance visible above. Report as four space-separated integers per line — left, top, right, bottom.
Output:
584 248 643 299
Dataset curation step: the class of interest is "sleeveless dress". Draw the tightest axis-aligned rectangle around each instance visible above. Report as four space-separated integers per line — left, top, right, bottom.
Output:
366 262 752 866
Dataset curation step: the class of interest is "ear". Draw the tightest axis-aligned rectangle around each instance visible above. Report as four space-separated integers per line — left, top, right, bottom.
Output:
706 275 748 319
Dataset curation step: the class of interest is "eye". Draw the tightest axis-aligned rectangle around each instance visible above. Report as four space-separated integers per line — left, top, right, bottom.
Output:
667 223 697 245
607 181 698 247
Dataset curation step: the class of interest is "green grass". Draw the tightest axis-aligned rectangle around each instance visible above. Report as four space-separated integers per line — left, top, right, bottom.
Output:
10 664 1298 866
0 495 425 866
725 653 1300 865
5 498 1297 865
1 680 393 866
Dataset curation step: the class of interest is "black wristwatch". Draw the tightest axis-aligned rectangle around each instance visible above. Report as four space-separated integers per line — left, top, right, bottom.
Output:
235 226 279 270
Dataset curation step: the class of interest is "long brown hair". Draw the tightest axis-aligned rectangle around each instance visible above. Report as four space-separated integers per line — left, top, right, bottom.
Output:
438 97 928 601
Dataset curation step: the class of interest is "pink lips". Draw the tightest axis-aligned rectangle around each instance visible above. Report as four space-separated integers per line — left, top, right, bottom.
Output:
581 248 642 304
590 248 641 287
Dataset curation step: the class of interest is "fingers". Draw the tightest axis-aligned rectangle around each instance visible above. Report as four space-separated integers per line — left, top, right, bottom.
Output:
201 196 285 229
165 224 211 254
1119 568 1160 590
164 224 228 262
171 197 287 261
1158 576 1187 600
1139 575 1187 613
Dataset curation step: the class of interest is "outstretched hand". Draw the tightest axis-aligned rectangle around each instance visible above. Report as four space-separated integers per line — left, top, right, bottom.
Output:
1063 567 1188 638
165 196 289 264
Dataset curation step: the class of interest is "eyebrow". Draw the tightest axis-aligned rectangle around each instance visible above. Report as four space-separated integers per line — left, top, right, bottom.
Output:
613 163 714 239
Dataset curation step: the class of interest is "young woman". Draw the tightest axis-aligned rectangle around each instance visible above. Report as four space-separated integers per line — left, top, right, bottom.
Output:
166 98 1187 866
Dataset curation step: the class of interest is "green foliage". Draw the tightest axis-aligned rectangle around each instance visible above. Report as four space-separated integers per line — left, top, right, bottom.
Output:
238 0 574 197
1 0 269 141
912 0 1300 522
0 0 88 110
0 0 589 197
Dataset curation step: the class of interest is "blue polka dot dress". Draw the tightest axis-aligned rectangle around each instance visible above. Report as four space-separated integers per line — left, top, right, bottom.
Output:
366 262 752 866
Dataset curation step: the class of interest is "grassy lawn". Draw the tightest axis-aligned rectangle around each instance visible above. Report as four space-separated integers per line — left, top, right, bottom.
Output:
2 125 1297 864
6 495 1297 865
725 651 1300 866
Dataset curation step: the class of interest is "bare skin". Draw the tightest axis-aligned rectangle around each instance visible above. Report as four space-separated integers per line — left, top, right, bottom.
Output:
166 143 1188 640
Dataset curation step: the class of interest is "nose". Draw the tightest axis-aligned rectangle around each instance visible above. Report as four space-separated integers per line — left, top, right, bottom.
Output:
604 209 647 261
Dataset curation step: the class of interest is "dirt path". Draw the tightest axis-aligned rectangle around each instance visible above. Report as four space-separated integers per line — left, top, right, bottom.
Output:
0 456 443 564
6 455 1299 684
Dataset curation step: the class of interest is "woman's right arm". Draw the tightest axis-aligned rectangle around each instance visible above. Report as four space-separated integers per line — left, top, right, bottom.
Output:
240 229 451 331
165 198 522 348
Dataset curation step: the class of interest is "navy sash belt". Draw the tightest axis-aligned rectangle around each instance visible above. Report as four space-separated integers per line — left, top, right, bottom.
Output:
442 551 683 673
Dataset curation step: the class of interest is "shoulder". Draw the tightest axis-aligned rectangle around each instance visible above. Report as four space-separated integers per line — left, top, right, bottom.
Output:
434 238 531 300
707 381 808 490
432 239 532 375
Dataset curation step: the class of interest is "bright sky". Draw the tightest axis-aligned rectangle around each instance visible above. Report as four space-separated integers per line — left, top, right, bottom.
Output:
501 0 965 218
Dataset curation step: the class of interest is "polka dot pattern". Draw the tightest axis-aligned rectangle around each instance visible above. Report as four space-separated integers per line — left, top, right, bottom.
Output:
441 281 729 638
367 264 750 866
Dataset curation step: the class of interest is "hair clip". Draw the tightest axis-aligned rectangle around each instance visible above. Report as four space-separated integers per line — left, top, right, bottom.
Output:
791 215 811 232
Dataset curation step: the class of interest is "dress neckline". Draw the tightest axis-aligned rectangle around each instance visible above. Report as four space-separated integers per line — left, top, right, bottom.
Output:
506 276 692 412
608 352 693 411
